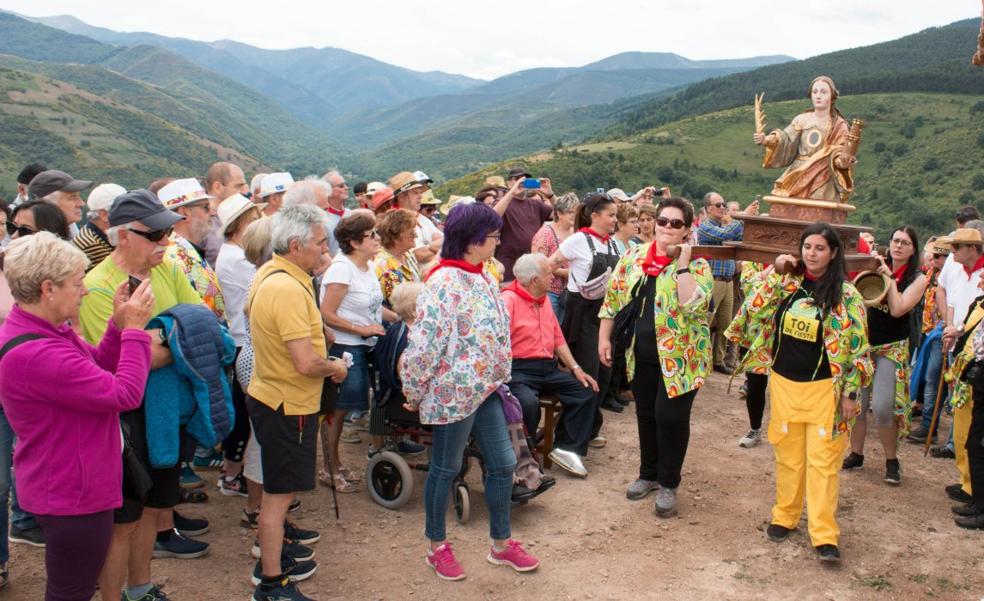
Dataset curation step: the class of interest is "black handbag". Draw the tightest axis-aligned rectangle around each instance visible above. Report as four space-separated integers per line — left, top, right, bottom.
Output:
121 420 153 502
611 276 648 351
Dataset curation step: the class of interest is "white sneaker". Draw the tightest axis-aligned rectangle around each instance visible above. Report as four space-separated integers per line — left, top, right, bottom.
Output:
548 448 588 477
588 435 607 449
738 429 762 448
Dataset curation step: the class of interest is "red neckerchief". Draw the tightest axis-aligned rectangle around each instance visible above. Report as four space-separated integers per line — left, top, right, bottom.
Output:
964 255 984 278
503 280 545 305
579 227 610 243
804 270 820 282
326 205 345 217
640 243 674 277
425 258 483 281
891 263 908 285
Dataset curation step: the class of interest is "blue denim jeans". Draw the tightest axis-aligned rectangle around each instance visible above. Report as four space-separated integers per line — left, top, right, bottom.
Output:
921 335 947 432
547 291 565 325
0 408 12 564
329 343 371 412
424 392 516 542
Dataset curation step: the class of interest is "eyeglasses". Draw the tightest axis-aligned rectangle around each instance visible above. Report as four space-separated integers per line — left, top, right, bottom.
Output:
656 216 686 230
127 227 173 242
486 233 501 241
6 222 36 237
890 238 913 247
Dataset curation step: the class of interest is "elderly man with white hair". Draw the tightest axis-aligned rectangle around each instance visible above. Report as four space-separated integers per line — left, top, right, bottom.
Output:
75 183 125 270
504 253 599 478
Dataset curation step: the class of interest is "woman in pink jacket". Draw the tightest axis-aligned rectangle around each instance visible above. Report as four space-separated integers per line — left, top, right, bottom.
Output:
0 232 154 601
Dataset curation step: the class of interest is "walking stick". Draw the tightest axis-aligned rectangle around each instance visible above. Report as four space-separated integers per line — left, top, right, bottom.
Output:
925 353 949 457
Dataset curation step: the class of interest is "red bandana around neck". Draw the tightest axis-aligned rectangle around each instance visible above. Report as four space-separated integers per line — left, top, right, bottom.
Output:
641 243 674 277
326 205 345 217
965 254 984 278
580 227 610 243
425 258 483 281
891 263 908 285
804 270 820 282
503 280 545 305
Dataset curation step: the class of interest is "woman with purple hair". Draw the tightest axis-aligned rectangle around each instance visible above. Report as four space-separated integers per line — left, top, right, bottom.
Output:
401 202 539 581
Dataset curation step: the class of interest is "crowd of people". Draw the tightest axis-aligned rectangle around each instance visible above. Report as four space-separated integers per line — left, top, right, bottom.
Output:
0 158 981 601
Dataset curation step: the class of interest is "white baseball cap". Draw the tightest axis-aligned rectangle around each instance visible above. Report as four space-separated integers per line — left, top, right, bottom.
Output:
87 183 127 212
260 172 294 198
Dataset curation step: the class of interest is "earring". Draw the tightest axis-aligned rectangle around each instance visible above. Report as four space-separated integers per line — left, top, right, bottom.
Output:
48 296 53 301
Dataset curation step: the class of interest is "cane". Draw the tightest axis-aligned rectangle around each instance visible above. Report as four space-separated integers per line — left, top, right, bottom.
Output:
924 353 949 457
320 411 341 520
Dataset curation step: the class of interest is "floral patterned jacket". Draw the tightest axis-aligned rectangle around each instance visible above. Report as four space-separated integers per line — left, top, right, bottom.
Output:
726 272 873 436
400 267 511 425
165 235 225 320
598 243 713 397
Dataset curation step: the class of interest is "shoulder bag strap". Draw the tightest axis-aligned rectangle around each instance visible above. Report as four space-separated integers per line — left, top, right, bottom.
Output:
0 333 44 363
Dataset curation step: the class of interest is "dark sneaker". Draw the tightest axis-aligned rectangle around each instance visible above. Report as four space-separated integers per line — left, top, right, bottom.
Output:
218 472 248 497
600 397 623 413
179 463 204 490
173 511 209 537
9 525 45 547
841 452 864 471
288 499 301 513
930 446 955 459
251 538 316 561
242 508 260 529
153 529 210 559
122 584 171 600
954 513 984 530
397 438 426 455
766 524 793 542
884 459 901 485
283 521 320 545
905 426 933 444
252 577 313 601
250 556 318 586
816 544 840 562
0 562 7 590
951 503 984 517
192 448 225 469
946 484 973 503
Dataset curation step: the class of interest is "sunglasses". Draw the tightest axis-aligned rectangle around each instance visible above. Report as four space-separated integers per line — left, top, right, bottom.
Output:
6 222 35 237
420 206 437 213
127 226 173 242
711 203 726 208
656 216 687 230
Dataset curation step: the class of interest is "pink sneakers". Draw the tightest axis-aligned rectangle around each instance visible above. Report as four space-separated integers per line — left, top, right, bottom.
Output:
487 539 540 572
426 543 466 581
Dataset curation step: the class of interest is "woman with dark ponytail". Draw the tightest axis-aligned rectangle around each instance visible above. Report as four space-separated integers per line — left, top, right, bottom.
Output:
727 222 872 563
548 193 619 445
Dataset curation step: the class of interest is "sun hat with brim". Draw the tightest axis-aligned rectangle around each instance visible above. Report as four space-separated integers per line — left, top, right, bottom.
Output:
109 189 183 230
607 188 631 202
389 171 426 195
950 228 984 246
419 190 441 206
157 178 213 210
259 172 294 198
371 187 396 212
87 183 127 213
217 194 265 237
440 194 475 216
507 167 531 180
485 175 507 189
928 237 951 255
27 169 93 199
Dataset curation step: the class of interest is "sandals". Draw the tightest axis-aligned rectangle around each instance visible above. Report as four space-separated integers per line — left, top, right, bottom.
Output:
318 468 360 492
339 466 362 483
179 488 209 504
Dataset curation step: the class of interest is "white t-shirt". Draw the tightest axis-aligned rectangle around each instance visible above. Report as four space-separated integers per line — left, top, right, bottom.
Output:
940 254 983 328
415 213 441 248
320 254 384 346
558 232 618 294
215 242 256 346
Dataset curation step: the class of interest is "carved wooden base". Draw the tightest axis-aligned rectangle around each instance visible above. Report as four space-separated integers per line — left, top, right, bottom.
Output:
763 195 856 224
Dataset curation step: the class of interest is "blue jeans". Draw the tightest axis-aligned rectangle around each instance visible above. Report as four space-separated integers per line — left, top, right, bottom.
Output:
921 335 947 432
0 408 11 563
329 343 371 412
424 393 516 542
547 291 565 325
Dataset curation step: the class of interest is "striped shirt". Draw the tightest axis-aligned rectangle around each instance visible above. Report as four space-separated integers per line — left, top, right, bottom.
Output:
73 223 114 271
696 217 743 278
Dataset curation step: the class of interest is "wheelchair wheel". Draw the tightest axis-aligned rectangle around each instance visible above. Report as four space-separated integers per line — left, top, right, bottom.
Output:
452 483 470 524
367 450 414 509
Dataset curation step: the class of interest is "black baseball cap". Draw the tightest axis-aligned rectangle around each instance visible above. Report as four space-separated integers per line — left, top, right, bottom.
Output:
109 189 183 230
507 167 532 180
27 169 93 199
17 163 47 186
353 181 368 195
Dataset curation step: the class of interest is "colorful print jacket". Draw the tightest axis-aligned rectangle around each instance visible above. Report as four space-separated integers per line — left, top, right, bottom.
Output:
598 243 713 397
726 272 873 436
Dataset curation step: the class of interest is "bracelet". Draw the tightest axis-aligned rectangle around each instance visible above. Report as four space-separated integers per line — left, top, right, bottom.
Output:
676 267 691 275
571 364 582 371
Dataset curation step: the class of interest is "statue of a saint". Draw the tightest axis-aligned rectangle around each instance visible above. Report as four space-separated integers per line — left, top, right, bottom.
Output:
753 76 857 202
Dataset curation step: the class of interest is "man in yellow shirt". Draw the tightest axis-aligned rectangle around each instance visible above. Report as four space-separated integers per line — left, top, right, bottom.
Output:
247 205 347 601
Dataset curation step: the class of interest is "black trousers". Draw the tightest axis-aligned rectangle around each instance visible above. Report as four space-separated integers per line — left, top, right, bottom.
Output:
563 293 605 438
968 386 984 509
509 358 596 456
746 372 768 431
223 347 250 463
631 357 698 489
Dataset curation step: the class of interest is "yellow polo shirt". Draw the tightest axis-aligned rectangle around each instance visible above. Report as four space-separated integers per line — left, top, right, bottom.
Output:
246 254 326 415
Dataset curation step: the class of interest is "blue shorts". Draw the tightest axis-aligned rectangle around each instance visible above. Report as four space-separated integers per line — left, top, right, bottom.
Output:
329 343 371 412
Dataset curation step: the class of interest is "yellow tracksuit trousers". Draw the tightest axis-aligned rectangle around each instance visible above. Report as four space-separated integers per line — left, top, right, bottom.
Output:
955 400 973 495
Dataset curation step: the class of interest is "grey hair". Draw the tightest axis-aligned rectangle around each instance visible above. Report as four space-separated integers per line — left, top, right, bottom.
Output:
4 231 89 304
702 191 722 207
106 222 135 246
322 168 342 183
965 219 984 237
553 192 580 215
86 209 102 222
512 253 548 285
283 179 332 208
270 205 327 255
390 282 424 322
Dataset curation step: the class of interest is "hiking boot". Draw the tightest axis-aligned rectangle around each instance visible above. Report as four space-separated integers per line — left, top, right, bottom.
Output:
487 539 539 572
766 524 792 542
930 446 955 459
426 543 465 581
251 577 313 601
738 429 762 448
946 484 973 503
655 486 678 517
153 529 209 559
626 478 659 500
192 448 224 469
884 459 901 485
173 511 209 537
251 538 316 561
250 556 317 586
548 448 588 477
218 472 248 497
816 544 840 562
8 525 45 547
179 463 204 490
284 521 320 545
841 452 864 471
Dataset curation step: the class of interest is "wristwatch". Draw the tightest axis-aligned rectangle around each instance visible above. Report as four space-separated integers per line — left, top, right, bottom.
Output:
571 364 582 372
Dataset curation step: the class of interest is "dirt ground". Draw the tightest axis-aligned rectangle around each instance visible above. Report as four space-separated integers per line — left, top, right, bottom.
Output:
7 371 984 600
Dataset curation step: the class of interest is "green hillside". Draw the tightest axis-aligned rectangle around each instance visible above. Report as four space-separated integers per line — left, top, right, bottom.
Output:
437 93 984 239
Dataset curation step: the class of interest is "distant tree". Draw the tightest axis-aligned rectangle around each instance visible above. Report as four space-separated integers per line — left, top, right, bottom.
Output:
873 141 886 153
923 158 940 171
973 173 984 191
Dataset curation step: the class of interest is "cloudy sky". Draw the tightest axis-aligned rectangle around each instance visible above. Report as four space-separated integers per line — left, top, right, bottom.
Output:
3 0 977 79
